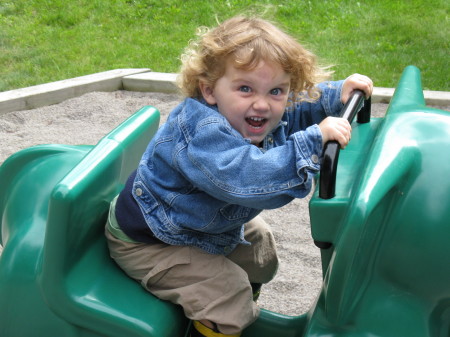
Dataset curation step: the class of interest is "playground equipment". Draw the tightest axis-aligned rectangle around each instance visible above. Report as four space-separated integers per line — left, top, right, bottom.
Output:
0 66 449 336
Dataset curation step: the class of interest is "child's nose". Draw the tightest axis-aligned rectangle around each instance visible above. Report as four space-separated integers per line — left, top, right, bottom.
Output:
252 96 270 111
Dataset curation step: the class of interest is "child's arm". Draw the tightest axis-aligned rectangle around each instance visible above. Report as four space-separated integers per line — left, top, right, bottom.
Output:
288 74 373 149
288 74 373 131
319 73 373 149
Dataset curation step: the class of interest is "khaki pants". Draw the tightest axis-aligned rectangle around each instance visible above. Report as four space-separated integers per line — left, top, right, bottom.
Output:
105 216 278 335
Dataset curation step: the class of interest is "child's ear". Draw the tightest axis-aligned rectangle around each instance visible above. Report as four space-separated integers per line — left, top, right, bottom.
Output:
199 81 217 105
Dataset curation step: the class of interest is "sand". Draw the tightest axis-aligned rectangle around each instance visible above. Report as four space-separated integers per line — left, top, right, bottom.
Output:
0 90 419 316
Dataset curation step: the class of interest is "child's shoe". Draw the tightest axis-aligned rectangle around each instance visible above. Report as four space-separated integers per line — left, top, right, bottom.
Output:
251 283 262 302
190 321 241 337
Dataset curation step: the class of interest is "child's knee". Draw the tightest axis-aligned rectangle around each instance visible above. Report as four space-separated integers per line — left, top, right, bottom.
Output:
228 217 279 283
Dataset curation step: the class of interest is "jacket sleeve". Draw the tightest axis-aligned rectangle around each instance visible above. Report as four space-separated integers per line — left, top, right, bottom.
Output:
177 119 322 209
286 80 345 134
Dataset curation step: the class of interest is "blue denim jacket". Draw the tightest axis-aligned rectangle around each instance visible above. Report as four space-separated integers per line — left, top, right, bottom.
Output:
130 81 344 255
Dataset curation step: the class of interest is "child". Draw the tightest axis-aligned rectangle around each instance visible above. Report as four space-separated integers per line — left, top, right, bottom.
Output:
105 15 373 337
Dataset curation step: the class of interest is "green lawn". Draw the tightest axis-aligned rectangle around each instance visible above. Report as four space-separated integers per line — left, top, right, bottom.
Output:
1 0 448 92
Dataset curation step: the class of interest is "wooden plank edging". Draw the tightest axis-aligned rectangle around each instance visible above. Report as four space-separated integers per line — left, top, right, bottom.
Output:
0 69 150 115
1 69 448 115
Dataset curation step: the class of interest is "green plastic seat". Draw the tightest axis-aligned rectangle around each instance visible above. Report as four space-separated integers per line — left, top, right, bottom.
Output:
0 106 189 337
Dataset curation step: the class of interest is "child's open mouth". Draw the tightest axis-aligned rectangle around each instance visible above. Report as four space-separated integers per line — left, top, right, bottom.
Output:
245 117 267 129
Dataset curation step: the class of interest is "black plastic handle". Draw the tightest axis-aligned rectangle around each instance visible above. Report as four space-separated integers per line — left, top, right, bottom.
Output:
319 90 371 199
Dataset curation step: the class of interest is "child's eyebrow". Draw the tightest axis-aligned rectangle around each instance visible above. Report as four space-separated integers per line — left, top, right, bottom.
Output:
276 81 291 88
270 81 291 91
230 77 251 84
231 78 290 88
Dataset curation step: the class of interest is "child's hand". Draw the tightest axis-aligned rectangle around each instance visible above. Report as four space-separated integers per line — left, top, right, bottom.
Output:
341 73 373 104
319 117 352 149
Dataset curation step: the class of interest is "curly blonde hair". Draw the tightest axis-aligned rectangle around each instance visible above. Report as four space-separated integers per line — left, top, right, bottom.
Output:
177 15 332 102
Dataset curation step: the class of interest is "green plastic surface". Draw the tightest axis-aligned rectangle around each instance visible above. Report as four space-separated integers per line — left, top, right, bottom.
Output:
308 66 450 336
1 66 449 336
0 106 189 336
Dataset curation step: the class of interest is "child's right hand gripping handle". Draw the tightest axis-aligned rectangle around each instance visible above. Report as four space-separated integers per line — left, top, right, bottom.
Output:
319 90 371 199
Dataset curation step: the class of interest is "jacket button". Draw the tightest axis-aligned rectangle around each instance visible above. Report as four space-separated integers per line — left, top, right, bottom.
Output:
311 154 319 164
135 188 143 196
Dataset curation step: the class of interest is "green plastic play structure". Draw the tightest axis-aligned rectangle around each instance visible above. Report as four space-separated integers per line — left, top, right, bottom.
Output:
0 66 449 337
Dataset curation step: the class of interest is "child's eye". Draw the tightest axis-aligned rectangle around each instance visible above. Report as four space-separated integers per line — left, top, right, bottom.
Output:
239 86 251 93
270 88 282 95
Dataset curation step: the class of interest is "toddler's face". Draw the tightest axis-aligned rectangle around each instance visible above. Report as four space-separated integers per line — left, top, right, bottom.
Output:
200 59 291 145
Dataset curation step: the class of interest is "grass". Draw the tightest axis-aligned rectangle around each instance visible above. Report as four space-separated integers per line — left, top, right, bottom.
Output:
0 0 448 92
